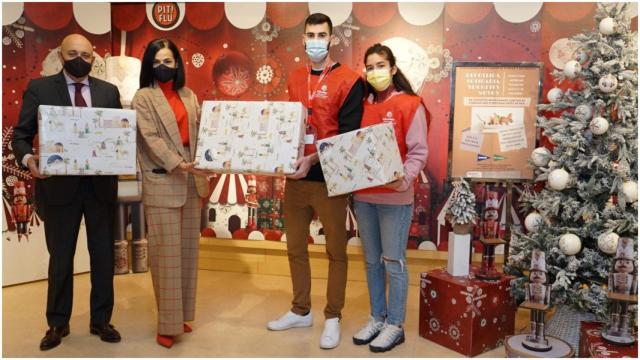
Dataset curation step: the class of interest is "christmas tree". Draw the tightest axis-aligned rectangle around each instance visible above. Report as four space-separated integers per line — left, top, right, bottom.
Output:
446 177 477 226
505 3 638 320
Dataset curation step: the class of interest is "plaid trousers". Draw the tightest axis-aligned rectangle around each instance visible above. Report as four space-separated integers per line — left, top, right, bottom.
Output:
145 173 201 336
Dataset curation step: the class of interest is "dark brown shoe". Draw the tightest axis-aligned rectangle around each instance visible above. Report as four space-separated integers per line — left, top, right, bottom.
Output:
89 323 121 343
39 324 70 351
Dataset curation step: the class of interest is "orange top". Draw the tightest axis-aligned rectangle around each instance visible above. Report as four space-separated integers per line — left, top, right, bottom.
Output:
158 81 189 146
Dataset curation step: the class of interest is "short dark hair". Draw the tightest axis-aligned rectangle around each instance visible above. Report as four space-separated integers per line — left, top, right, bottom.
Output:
364 43 416 96
305 13 332 35
139 38 185 90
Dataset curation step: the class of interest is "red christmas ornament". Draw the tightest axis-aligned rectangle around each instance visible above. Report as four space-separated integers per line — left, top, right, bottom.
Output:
267 2 308 29
212 51 254 97
185 3 224 30
111 3 147 31
353 2 396 27
24 2 73 30
445 3 492 24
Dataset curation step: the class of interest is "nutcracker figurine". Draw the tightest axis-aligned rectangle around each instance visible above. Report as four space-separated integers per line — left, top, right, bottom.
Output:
521 249 552 352
602 237 637 346
246 176 258 231
476 190 505 280
11 181 32 242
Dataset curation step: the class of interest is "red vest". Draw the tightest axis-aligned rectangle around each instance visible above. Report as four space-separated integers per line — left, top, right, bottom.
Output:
357 92 428 195
287 64 361 155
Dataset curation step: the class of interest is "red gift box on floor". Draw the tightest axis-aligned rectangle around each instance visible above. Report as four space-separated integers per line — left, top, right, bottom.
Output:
579 321 638 358
418 267 516 357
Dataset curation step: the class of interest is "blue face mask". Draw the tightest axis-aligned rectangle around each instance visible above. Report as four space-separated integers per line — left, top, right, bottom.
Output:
305 39 329 63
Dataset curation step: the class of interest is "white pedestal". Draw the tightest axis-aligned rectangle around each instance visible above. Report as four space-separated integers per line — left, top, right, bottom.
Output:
447 231 470 277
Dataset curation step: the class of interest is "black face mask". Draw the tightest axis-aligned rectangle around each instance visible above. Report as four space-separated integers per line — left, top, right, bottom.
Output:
154 64 177 83
63 57 93 78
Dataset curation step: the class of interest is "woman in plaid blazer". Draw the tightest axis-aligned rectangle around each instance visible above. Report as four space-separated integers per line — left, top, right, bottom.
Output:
132 38 210 348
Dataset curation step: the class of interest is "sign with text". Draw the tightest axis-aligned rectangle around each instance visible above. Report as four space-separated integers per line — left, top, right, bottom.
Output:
449 62 542 180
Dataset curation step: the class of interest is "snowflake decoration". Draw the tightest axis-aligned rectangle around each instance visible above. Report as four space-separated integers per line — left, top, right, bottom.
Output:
331 16 359 47
429 317 440 332
448 325 461 340
3 19 33 49
191 53 205 68
530 21 541 33
256 64 274 84
251 54 285 97
252 19 280 42
425 44 453 83
219 66 250 96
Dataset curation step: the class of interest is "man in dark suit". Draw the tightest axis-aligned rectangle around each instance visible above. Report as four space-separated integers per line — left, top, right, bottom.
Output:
12 34 122 351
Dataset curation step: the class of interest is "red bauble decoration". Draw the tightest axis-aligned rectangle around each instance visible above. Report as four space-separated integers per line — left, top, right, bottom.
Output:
25 3 73 30
267 2 308 29
185 3 224 30
111 3 147 31
212 51 254 97
353 3 396 27
445 3 492 24
545 3 596 22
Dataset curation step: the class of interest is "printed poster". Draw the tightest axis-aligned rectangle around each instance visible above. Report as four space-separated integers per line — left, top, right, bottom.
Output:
449 63 542 180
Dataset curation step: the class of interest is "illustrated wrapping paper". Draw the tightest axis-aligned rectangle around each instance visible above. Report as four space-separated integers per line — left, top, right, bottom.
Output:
317 122 405 197
38 105 137 175
194 101 306 175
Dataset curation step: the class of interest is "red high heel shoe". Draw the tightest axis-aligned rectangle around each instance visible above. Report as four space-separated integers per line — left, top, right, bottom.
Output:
183 323 192 333
156 334 174 348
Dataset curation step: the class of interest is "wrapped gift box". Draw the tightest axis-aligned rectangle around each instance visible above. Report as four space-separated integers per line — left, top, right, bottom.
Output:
38 105 137 175
316 122 405 196
418 267 516 357
194 101 306 175
579 321 638 358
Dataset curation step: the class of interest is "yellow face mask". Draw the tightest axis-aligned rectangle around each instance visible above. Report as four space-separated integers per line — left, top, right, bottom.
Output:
366 68 392 92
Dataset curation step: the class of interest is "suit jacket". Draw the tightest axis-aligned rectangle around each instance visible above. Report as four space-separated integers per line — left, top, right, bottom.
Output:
12 71 121 207
132 85 209 208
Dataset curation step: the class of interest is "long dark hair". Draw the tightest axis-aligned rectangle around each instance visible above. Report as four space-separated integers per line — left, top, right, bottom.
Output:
139 38 185 90
364 43 416 96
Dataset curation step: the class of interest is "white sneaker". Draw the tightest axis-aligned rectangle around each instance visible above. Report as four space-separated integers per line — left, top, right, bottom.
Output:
319 318 340 349
267 310 313 331
369 324 405 353
353 317 385 345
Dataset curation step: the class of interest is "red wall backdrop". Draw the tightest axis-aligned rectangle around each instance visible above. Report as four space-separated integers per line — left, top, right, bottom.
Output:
2 2 637 248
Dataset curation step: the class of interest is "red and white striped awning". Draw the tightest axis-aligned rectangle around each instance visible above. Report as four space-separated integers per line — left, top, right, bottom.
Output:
209 173 248 205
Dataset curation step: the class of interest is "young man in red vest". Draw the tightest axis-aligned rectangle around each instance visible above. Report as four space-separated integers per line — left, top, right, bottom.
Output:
267 13 364 349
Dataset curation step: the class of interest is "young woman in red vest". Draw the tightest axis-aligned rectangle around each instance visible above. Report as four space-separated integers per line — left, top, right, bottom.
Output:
352 44 429 353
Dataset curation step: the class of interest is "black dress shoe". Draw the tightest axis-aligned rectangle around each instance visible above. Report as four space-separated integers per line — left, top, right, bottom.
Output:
90 323 121 343
39 324 70 351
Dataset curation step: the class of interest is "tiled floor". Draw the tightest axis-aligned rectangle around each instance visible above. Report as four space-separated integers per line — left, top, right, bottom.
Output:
3 270 514 357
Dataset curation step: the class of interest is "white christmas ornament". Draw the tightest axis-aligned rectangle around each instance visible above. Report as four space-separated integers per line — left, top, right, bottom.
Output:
621 181 638 203
559 233 581 256
574 104 592 122
599 17 617 35
589 117 609 135
548 169 570 191
598 74 618 93
524 212 544 232
563 60 581 79
547 87 563 103
597 232 619 255
531 147 552 167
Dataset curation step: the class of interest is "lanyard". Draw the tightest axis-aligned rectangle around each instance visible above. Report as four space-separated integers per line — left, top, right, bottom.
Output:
307 62 335 115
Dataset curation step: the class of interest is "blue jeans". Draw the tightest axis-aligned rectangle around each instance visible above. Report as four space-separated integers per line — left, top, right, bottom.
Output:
354 201 413 326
